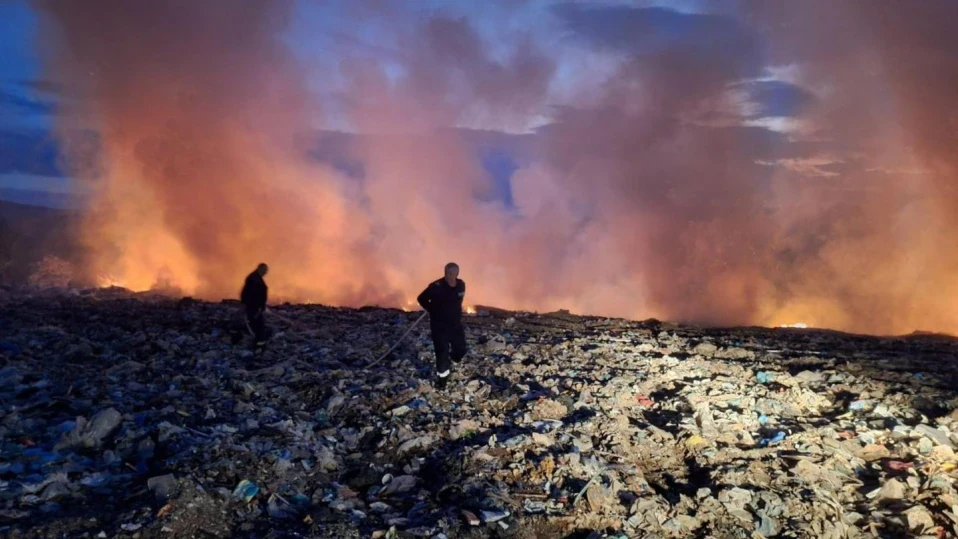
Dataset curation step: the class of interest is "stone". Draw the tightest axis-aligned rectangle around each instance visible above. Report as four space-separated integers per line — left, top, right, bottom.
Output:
914 424 954 448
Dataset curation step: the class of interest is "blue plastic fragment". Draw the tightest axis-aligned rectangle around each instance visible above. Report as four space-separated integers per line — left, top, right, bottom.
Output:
759 431 786 447
849 400 871 411
80 473 110 487
408 399 428 409
232 479 259 501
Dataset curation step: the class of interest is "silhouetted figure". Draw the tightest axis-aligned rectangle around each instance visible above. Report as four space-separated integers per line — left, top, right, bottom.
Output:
240 263 269 350
417 262 466 390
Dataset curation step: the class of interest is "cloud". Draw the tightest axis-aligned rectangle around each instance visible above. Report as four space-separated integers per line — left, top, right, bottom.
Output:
0 87 56 116
756 156 842 178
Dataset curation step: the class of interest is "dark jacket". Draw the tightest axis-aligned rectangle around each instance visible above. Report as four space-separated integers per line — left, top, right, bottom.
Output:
240 271 268 311
417 278 465 329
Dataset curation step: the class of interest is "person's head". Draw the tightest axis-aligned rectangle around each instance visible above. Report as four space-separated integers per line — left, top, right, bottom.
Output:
256 263 269 277
444 262 459 285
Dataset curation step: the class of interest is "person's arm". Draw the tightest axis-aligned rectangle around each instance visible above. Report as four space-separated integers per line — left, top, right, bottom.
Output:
240 276 251 304
417 284 434 312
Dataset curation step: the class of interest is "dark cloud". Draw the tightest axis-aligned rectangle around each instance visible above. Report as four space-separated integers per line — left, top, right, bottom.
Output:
553 4 762 77
0 88 56 116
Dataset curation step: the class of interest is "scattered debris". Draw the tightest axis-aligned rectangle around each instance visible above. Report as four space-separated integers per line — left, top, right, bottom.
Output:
1 287 958 537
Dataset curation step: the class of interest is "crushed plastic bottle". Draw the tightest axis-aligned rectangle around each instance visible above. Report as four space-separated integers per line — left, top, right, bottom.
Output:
232 479 259 502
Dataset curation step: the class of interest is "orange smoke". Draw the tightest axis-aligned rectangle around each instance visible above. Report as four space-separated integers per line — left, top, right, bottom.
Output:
32 1 958 335
35 0 401 306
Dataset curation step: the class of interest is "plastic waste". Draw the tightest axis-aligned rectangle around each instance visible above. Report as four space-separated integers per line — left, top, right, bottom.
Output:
480 509 510 523
232 479 259 502
55 408 123 451
147 474 176 501
759 431 787 447
849 400 874 412
4 286 958 537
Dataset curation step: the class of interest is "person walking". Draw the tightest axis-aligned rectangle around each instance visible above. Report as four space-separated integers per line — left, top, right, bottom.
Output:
416 262 466 390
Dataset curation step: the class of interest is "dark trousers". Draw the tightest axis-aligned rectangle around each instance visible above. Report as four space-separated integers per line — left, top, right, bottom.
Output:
246 307 267 345
432 324 466 376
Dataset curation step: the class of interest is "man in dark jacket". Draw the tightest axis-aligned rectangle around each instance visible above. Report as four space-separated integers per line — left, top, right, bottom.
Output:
417 262 466 390
240 263 269 349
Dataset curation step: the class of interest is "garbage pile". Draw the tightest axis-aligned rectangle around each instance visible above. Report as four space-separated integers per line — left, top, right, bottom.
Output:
2 287 958 538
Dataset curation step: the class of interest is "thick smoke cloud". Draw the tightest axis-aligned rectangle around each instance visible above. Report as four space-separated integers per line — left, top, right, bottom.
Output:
35 0 391 303
32 0 958 334
740 0 958 333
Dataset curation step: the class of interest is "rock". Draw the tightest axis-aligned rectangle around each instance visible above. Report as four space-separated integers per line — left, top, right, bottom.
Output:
380 475 417 496
870 478 907 501
531 432 555 446
530 399 568 421
913 424 954 448
147 474 176 501
585 482 613 513
905 505 936 532
757 513 780 537
448 419 480 441
694 403 718 438
856 444 891 461
326 394 346 415
389 405 411 417
692 342 717 356
793 370 826 384
398 435 434 454
484 335 507 353
664 515 700 534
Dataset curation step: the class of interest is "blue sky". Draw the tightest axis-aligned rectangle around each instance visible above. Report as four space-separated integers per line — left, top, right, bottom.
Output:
0 0 44 129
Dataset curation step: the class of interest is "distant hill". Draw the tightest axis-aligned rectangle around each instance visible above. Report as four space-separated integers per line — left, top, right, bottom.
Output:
0 199 82 284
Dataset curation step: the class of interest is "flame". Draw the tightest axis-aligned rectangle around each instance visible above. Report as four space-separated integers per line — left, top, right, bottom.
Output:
779 322 809 329
97 276 124 288
465 305 477 315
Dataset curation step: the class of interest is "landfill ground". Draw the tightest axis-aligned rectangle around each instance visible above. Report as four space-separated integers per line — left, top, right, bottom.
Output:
2 288 958 539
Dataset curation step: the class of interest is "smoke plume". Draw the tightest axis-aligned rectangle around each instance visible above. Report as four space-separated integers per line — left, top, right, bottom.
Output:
32 0 958 334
